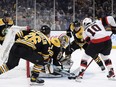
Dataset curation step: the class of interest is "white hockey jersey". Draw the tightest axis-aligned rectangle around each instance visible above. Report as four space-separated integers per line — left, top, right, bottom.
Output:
83 16 116 43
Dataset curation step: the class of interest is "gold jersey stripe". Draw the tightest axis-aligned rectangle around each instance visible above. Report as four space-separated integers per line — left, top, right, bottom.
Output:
0 66 4 73
2 64 9 72
16 39 36 50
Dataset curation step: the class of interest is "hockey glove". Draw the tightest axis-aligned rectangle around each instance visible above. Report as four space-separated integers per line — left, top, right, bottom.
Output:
66 31 72 38
112 28 116 34
111 26 116 34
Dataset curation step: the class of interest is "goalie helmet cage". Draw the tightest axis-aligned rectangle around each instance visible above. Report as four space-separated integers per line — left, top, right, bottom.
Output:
26 61 30 78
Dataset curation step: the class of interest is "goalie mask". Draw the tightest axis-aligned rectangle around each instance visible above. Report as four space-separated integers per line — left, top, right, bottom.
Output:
58 34 69 48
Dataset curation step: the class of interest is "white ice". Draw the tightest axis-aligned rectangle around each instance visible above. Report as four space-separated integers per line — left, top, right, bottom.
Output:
0 49 116 87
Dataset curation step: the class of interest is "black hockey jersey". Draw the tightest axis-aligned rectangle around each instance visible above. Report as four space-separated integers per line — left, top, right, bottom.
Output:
67 23 85 44
15 30 51 60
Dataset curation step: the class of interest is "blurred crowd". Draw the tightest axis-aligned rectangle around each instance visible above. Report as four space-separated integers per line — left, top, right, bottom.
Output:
0 0 116 30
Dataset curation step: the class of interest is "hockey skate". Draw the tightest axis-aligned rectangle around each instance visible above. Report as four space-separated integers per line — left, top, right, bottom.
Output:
30 76 44 86
75 69 84 82
107 68 116 81
75 75 83 82
100 65 105 71
30 71 44 86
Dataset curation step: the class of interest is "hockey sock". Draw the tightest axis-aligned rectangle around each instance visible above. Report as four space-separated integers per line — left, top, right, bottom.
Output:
0 64 9 74
80 59 87 68
104 59 113 71
32 64 44 73
94 56 105 70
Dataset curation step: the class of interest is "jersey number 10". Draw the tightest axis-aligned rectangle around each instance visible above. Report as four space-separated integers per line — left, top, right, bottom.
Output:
87 24 101 36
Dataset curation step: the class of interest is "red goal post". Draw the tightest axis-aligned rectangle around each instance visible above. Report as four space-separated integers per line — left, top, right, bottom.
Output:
26 61 30 78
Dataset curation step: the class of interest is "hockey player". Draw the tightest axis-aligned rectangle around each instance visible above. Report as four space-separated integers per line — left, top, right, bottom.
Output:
0 25 51 84
49 34 71 73
0 12 14 44
76 16 116 80
31 34 70 78
65 20 105 71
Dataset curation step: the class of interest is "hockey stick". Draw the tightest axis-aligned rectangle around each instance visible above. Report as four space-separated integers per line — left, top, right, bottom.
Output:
76 59 93 78
68 58 94 80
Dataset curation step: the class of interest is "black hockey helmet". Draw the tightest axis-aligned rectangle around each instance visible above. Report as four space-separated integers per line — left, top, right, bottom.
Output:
73 20 80 27
3 12 10 17
40 25 51 35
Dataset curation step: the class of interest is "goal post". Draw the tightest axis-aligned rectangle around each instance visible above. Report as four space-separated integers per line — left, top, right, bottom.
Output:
26 61 30 78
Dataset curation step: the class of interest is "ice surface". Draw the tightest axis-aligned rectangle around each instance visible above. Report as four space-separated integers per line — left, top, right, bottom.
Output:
0 49 116 87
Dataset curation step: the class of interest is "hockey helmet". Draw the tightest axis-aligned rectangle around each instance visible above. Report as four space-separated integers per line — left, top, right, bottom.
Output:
72 20 80 31
40 25 51 35
82 18 92 28
3 12 10 17
73 20 80 27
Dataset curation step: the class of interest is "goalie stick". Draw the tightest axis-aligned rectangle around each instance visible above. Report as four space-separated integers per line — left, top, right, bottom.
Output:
44 62 77 79
53 65 76 78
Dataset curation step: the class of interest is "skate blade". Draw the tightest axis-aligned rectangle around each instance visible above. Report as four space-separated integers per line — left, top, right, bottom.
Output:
30 82 44 86
75 78 82 83
108 77 116 81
